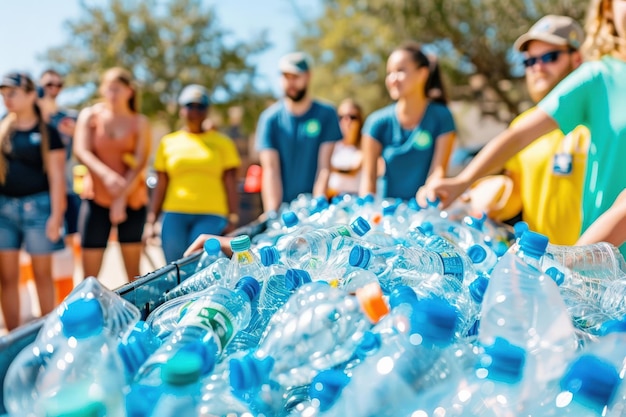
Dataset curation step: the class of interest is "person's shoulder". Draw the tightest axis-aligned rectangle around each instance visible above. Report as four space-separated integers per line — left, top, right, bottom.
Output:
206 129 235 144
366 104 395 123
310 99 337 114
427 101 453 116
259 101 284 120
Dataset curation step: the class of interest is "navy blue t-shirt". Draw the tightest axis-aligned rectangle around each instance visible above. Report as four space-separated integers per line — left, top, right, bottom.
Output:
0 123 64 197
363 102 455 200
255 100 342 203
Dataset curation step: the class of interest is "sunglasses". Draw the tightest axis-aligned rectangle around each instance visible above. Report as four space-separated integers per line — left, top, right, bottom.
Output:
44 82 64 89
522 50 572 68
184 103 208 111
339 114 359 121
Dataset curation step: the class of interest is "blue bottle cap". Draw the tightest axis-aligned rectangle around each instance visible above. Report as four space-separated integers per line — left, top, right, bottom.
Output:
309 369 351 412
426 196 440 208
281 211 299 228
311 196 329 214
118 321 154 377
560 355 620 410
259 246 280 267
518 231 549 259
285 269 312 291
469 275 489 304
599 318 626 336
407 198 420 211
464 215 485 231
382 204 397 216
60 298 104 339
235 276 261 302
349 245 372 269
363 193 375 204
229 354 275 391
545 267 565 286
389 285 418 310
230 235 251 252
350 216 371 237
203 238 221 256
162 351 203 386
480 337 526 384
354 331 382 359
418 222 434 236
410 298 457 345
467 244 487 264
493 241 509 257
513 221 529 239
179 340 218 376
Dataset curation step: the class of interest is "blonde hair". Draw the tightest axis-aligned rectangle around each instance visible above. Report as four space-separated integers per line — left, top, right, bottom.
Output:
0 74 49 184
101 67 139 113
582 0 622 60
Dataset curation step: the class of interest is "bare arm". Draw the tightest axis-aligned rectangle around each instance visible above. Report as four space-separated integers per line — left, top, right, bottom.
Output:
359 135 382 196
222 167 240 233
576 190 626 247
259 149 282 213
73 106 123 185
46 149 67 242
426 131 456 182
420 109 558 207
312 141 335 197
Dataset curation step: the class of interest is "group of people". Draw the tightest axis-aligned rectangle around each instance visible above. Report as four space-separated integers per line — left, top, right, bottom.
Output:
1 0 625 331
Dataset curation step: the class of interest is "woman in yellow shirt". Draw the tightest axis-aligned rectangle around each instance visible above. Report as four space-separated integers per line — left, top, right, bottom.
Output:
145 85 241 263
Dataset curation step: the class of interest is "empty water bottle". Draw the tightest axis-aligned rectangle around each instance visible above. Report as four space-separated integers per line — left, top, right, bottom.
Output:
228 235 268 286
601 278 626 320
33 298 127 417
136 277 260 384
195 238 224 273
165 257 231 302
479 231 579 397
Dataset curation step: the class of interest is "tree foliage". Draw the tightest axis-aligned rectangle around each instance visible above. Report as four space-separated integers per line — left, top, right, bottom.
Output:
296 0 590 120
43 0 272 131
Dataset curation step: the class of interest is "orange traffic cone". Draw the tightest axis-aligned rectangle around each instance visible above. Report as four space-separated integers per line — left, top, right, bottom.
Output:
18 251 40 322
52 246 75 305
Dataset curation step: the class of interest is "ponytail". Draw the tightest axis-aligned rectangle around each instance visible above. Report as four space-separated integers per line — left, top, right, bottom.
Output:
33 103 50 176
395 42 449 105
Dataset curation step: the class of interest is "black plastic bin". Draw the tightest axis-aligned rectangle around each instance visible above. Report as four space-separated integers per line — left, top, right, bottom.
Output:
0 218 267 414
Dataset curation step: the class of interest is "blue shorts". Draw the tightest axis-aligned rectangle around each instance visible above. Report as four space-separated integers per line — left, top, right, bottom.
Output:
0 192 65 254
161 212 227 264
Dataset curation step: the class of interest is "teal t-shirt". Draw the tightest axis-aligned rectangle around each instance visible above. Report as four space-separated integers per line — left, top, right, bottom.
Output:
362 102 455 200
255 100 342 203
538 56 626 255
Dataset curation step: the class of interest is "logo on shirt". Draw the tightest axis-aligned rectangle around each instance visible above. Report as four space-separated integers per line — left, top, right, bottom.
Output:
29 132 42 144
305 119 321 137
412 130 432 150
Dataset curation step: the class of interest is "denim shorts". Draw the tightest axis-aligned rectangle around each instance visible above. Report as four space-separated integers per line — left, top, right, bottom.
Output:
0 192 65 254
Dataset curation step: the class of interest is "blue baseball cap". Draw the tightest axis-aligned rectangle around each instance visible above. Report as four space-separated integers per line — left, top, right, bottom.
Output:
178 84 210 107
0 72 33 89
278 52 312 74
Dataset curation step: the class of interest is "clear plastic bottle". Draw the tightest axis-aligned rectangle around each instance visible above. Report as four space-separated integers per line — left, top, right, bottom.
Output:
136 277 260 384
148 351 203 417
601 279 626 320
165 257 231 301
321 298 459 417
194 238 224 273
479 231 579 398
229 282 389 392
33 298 127 417
4 279 139 416
284 216 371 272
117 320 162 382
227 235 269 286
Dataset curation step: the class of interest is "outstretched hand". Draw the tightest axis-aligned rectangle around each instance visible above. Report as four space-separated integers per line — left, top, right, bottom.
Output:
417 176 471 209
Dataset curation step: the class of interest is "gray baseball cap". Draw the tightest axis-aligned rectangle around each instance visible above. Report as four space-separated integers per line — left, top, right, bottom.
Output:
514 15 585 52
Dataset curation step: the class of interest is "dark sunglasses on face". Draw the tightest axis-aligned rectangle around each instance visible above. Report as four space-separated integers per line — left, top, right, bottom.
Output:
339 114 359 121
522 50 572 68
44 82 64 88
184 103 208 111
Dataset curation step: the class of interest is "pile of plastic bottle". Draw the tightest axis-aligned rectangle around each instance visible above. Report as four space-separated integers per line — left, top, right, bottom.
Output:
3 193 626 417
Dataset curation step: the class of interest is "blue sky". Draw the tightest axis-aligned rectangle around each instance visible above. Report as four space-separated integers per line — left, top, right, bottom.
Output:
0 0 321 109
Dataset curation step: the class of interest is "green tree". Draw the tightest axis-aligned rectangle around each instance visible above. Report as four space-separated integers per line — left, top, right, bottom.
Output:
43 0 271 131
296 0 589 120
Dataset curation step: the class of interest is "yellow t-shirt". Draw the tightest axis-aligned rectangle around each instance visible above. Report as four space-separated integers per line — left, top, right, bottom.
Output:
154 130 241 216
504 109 589 245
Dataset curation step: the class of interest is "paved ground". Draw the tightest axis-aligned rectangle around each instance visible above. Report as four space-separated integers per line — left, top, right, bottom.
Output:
0 242 167 336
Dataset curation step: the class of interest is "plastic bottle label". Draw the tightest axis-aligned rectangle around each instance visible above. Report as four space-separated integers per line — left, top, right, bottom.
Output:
437 251 464 280
236 251 254 265
179 300 236 351
336 225 351 237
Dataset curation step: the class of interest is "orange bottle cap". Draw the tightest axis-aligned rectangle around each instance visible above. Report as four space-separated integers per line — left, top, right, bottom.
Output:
356 282 389 324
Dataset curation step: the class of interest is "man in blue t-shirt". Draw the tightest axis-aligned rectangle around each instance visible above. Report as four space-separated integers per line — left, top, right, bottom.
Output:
255 52 342 212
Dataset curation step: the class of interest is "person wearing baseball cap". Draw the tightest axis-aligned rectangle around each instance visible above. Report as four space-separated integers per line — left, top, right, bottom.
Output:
255 52 342 212
423 16 589 245
145 84 241 263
